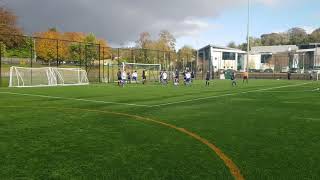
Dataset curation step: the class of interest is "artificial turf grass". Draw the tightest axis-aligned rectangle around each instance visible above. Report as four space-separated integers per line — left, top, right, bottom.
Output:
0 80 319 179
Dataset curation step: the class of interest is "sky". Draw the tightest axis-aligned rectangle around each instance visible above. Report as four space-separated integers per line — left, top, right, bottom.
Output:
1 0 320 49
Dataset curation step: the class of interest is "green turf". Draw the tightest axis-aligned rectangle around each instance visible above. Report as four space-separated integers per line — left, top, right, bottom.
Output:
0 80 320 179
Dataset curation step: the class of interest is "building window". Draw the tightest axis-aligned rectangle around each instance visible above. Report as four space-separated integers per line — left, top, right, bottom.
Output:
222 52 236 60
261 54 272 63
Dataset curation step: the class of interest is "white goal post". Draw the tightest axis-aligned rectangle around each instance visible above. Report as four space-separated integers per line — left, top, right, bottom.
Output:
9 66 89 87
121 62 162 82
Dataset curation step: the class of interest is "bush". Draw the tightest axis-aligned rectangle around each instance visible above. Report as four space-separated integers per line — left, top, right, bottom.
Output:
0 42 6 57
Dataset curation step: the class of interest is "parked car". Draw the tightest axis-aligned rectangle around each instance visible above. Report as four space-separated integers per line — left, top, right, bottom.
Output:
281 67 289 73
264 69 273 73
289 68 299 73
249 69 261 73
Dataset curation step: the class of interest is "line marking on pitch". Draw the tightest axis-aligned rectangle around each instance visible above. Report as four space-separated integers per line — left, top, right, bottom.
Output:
149 82 312 107
2 106 245 180
0 82 312 108
0 92 149 107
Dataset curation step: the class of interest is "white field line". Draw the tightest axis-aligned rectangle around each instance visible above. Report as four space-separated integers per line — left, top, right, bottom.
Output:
0 82 312 108
149 82 312 107
0 92 150 107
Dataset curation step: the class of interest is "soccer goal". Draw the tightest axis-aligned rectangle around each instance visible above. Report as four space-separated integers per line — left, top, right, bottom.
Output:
122 62 162 82
9 66 89 87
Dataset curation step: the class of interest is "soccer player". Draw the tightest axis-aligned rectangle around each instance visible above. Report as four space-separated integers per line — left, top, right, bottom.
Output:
117 69 122 86
132 71 138 83
127 71 131 84
174 69 179 86
142 69 146 84
121 69 127 87
231 71 237 87
191 71 195 82
206 71 210 86
287 71 291 80
182 70 186 85
243 71 249 84
185 71 192 85
162 70 168 85
159 70 163 83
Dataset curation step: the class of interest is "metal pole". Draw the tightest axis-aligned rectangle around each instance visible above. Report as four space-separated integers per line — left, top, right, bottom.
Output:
246 0 250 72
56 40 59 67
107 63 110 83
30 37 33 86
98 44 101 83
0 43 2 87
117 48 120 65
131 49 133 63
79 43 82 68
102 47 105 80
85 44 87 72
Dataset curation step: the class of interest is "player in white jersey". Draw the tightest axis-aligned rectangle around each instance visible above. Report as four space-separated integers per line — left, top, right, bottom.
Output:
185 71 191 85
121 70 127 86
162 71 168 85
132 71 138 83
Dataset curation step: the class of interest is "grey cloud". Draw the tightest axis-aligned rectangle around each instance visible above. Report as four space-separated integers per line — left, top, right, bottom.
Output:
3 0 279 45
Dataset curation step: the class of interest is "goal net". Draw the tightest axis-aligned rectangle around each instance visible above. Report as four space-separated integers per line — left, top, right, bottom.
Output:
122 62 162 82
9 66 89 87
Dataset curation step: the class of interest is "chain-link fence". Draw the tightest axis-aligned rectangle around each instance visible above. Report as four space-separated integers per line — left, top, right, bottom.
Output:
0 34 196 87
243 52 320 80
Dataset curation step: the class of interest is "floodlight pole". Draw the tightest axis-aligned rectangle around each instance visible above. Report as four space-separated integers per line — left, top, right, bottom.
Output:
246 0 250 72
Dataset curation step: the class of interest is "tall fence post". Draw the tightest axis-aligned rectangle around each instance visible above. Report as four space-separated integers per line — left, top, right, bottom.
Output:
79 42 82 68
0 42 2 87
117 48 120 65
85 44 88 72
30 37 33 85
98 44 101 83
56 40 59 67
102 47 105 81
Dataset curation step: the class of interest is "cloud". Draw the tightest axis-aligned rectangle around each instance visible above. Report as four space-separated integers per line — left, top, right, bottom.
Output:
3 0 292 45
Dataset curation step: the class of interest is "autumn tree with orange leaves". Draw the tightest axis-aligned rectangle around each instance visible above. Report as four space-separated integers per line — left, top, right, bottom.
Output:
34 29 110 64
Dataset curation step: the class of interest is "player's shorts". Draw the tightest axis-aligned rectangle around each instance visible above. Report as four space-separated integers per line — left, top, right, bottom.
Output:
243 76 248 79
206 78 209 81
186 78 191 82
133 77 137 81
118 77 122 81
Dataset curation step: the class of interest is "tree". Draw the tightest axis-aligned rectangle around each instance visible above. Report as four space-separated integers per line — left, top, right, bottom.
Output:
227 41 237 48
135 32 153 49
156 30 176 51
238 37 262 51
287 27 307 45
310 28 320 42
177 45 196 69
0 42 6 56
0 7 23 48
34 30 63 63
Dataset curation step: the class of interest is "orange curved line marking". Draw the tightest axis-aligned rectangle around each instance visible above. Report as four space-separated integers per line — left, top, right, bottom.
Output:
2 106 244 180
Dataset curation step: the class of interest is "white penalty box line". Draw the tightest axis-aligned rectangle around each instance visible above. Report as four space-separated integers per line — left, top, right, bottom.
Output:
0 82 313 108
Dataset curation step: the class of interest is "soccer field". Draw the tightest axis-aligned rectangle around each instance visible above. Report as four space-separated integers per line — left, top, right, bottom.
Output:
0 80 319 179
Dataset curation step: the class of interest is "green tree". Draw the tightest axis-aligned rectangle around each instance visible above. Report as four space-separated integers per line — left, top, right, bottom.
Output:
238 37 262 51
0 42 6 57
287 27 307 45
310 28 320 42
227 41 237 48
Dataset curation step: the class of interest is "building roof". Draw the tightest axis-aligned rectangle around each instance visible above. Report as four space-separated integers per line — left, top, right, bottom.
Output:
198 44 246 53
251 45 298 54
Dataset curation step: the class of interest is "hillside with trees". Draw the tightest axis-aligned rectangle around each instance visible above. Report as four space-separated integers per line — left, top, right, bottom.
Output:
233 27 320 51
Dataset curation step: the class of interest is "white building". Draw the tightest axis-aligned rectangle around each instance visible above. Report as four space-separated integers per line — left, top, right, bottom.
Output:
197 45 247 72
